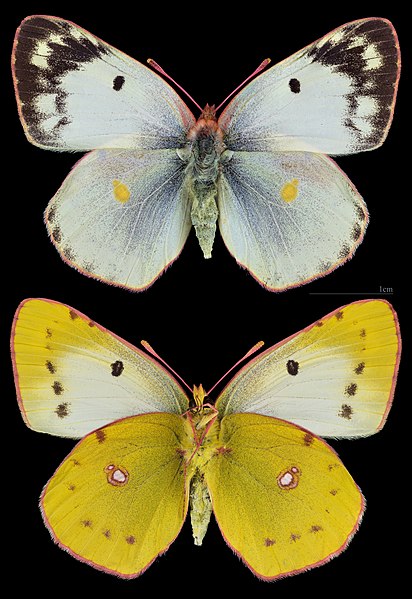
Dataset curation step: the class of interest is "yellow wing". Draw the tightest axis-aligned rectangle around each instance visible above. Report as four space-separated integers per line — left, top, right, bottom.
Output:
216 300 400 437
11 299 189 437
41 412 192 577
204 413 364 580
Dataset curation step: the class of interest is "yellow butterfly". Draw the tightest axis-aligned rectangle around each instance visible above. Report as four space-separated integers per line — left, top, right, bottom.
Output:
11 298 401 579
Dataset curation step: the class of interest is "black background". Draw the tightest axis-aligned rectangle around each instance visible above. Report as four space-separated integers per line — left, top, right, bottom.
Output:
3 8 408 595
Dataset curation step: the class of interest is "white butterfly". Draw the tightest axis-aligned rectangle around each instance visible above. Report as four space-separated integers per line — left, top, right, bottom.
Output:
12 17 400 291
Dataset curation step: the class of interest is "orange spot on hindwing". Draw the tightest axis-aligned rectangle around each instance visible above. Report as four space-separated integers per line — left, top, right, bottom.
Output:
280 179 299 203
112 180 130 203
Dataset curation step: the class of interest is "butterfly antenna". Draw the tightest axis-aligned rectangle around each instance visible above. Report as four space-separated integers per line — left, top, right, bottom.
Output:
215 58 271 112
141 340 193 393
207 341 265 396
147 58 203 112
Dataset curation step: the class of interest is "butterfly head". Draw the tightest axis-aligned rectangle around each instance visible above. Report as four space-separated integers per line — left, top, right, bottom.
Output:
201 104 217 121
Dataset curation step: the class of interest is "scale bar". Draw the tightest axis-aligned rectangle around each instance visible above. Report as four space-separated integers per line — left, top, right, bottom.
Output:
309 292 394 296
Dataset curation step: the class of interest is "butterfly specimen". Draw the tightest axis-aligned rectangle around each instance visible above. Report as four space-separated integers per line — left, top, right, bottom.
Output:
11 298 401 579
12 17 400 291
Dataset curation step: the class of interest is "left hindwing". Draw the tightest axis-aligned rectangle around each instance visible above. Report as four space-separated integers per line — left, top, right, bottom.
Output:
45 148 191 291
12 16 195 150
204 413 364 580
219 18 400 154
11 299 189 438
218 151 367 291
216 300 400 438
41 413 190 578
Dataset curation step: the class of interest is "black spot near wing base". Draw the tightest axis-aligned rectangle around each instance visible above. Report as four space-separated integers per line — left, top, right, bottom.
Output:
13 17 108 146
307 19 399 150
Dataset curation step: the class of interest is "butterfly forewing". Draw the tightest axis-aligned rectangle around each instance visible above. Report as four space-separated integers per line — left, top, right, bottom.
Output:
12 15 195 150
219 18 400 154
11 299 189 438
216 300 401 438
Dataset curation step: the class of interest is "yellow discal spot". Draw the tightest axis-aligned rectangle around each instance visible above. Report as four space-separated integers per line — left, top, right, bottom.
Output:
280 179 299 203
112 180 130 203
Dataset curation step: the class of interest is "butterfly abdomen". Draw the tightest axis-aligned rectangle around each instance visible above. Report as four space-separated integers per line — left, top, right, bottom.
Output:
184 107 225 258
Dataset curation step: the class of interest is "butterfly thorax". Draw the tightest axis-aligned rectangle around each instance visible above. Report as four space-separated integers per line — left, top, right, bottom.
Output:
180 105 225 259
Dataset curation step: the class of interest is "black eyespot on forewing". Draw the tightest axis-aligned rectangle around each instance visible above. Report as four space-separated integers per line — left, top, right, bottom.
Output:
113 75 125 90
111 360 124 377
289 78 301 93
286 360 299 376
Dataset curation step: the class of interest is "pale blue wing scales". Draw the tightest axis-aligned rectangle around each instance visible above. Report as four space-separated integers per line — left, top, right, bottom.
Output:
219 18 400 154
218 151 367 291
13 16 195 150
46 149 191 290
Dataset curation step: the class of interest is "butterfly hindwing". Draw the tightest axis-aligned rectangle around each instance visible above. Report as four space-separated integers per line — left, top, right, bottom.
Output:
218 151 368 290
45 149 191 290
204 413 364 580
216 300 400 438
41 413 191 578
219 18 400 154
11 299 189 438
12 15 195 150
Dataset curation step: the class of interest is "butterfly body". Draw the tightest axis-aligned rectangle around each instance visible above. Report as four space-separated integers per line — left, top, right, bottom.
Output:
184 106 224 257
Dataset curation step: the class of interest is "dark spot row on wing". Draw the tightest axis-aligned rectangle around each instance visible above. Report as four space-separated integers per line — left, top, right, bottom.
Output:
345 383 358 396
46 360 56 374
95 430 106 443
338 244 351 260
338 403 353 419
354 362 365 374
55 401 70 418
52 380 64 395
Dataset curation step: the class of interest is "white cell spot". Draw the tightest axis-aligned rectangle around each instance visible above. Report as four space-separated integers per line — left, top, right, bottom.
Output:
277 466 300 490
280 472 293 486
105 463 129 486
113 469 127 483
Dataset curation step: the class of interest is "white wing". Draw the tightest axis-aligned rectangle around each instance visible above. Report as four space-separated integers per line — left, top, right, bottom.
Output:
45 148 191 291
11 299 189 438
216 300 401 438
219 18 400 154
12 15 195 150
218 151 367 291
